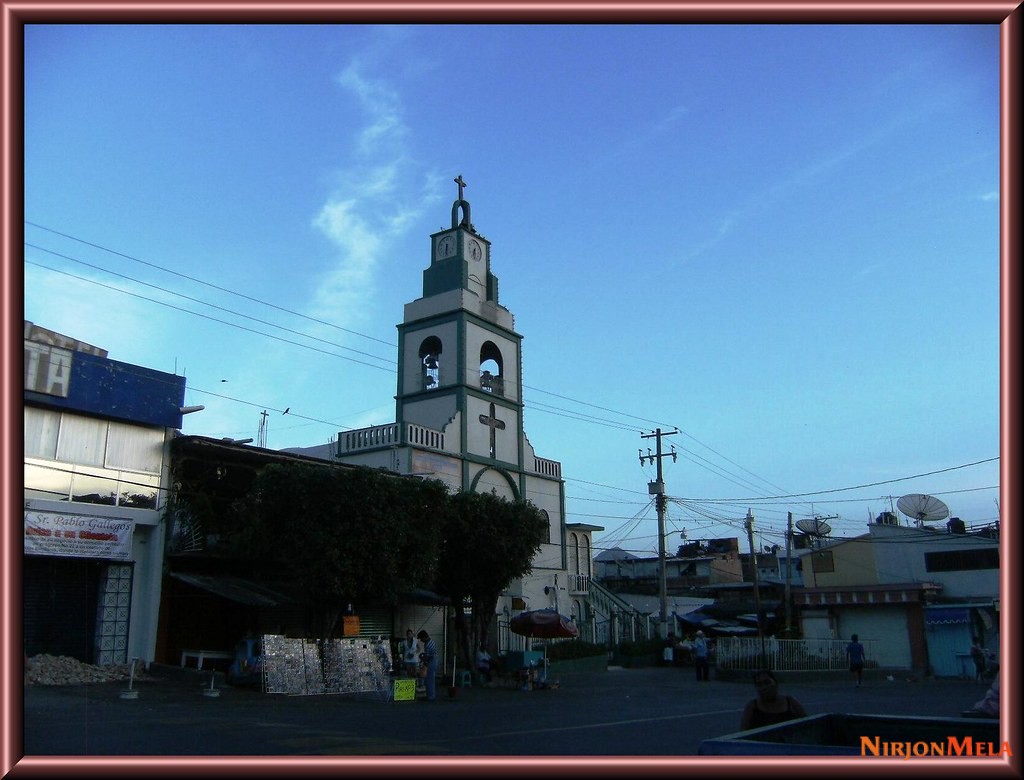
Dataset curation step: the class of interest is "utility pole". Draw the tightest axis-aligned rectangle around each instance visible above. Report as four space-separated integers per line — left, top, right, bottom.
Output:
639 428 678 640
784 512 793 637
257 410 269 448
745 508 767 666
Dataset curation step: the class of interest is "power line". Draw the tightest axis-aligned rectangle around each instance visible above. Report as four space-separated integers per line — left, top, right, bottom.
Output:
25 221 396 347
24 225 1000 520
26 260 397 374
28 243 398 366
21 229 803 500
673 458 999 502
30 252 1001 527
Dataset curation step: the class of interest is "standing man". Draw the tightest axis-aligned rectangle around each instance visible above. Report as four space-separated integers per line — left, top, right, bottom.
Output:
417 630 438 701
693 630 710 681
970 636 987 682
846 633 865 687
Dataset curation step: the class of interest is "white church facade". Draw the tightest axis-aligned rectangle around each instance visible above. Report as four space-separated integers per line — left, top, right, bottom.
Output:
289 177 601 634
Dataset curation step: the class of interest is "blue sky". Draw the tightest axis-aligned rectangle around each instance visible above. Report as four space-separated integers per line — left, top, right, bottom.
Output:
23 23 1001 557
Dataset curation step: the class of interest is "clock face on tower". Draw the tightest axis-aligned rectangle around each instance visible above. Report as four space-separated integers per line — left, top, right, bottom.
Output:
437 234 455 259
468 239 483 262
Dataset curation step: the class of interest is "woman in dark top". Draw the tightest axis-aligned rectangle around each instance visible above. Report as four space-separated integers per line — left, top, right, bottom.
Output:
740 669 808 731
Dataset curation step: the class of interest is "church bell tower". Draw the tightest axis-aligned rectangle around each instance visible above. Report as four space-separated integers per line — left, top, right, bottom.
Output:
396 175 524 492
318 175 598 628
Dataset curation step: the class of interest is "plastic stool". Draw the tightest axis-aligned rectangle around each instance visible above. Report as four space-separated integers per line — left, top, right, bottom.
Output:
458 670 472 688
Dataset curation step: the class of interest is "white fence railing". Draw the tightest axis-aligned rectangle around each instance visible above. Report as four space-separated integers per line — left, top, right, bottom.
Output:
715 637 879 673
567 574 590 594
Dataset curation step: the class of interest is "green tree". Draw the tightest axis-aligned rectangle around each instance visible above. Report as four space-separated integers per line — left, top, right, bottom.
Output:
237 463 446 637
432 491 549 683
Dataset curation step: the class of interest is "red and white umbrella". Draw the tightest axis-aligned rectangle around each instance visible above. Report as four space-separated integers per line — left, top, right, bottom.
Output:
509 609 579 640
509 609 578 679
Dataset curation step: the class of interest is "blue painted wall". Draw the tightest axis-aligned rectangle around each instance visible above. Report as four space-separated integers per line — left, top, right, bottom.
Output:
25 350 187 429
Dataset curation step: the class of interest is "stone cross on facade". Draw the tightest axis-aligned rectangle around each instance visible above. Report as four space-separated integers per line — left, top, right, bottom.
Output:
478 402 505 458
455 174 467 201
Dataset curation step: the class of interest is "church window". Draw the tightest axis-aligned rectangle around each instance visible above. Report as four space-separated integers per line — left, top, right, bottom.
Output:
479 341 504 396
419 336 442 391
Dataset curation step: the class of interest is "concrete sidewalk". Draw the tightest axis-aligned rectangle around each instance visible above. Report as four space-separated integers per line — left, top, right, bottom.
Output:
17 663 997 759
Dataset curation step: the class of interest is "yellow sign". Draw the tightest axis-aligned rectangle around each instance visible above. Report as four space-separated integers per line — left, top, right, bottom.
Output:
393 678 416 702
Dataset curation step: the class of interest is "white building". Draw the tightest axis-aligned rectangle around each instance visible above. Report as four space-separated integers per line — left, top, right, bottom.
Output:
23 321 186 666
794 517 999 675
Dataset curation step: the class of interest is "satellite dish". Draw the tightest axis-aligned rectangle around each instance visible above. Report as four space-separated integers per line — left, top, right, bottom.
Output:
795 517 832 536
897 493 949 526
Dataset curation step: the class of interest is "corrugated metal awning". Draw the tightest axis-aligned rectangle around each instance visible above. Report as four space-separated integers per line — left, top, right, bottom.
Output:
401 588 450 606
677 610 710 625
924 606 971 625
169 572 294 607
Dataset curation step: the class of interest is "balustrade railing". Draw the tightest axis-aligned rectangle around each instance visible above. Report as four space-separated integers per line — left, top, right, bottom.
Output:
404 423 444 450
567 574 590 594
586 579 655 646
533 457 561 478
337 422 445 454
337 423 562 477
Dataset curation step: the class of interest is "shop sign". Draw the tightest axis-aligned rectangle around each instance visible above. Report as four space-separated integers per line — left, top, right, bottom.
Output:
24 511 133 561
24 342 72 397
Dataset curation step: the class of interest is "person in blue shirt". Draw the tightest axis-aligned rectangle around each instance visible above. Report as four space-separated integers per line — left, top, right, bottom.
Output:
417 630 438 701
846 634 866 687
693 630 710 681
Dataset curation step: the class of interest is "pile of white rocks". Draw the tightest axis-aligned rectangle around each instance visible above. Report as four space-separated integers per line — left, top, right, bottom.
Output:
25 654 152 686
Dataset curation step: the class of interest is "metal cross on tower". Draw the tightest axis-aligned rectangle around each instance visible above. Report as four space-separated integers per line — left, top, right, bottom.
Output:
479 402 505 458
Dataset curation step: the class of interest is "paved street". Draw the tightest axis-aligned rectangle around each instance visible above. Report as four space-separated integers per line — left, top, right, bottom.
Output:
18 663 996 761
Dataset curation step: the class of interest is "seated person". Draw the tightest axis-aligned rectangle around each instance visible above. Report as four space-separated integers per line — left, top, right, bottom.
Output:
476 643 494 683
962 672 1000 718
740 669 808 731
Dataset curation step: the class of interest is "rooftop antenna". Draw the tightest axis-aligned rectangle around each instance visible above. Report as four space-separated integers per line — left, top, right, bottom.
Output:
896 493 949 529
795 516 832 549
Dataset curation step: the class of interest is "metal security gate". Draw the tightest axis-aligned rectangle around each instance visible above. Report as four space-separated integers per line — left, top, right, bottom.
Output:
353 607 392 640
24 556 103 663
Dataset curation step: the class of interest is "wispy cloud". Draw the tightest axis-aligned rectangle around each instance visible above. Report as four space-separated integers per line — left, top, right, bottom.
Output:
311 197 383 327
599 104 690 170
338 64 408 159
675 213 739 267
675 111 911 268
309 44 436 331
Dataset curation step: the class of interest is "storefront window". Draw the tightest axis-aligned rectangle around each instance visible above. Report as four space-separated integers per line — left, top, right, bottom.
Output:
24 461 72 501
